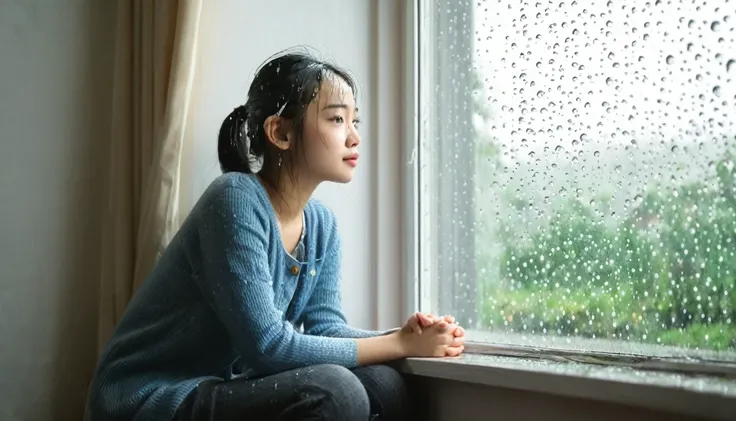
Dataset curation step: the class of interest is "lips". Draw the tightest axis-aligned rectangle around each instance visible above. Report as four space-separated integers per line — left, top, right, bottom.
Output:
343 152 359 167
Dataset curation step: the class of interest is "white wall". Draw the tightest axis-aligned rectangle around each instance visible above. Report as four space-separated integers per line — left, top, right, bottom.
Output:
0 1 403 420
0 1 116 421
182 0 405 330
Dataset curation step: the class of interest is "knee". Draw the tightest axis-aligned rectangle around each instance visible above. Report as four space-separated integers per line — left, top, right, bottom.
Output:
356 364 406 392
306 364 370 420
353 365 410 420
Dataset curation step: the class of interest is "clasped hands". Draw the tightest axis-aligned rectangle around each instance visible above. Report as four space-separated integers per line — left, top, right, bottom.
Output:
395 312 466 358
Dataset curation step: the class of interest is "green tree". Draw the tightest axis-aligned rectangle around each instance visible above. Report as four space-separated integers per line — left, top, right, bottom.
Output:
478 151 736 351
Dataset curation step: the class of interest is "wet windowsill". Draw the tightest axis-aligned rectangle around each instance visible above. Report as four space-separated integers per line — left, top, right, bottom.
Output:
397 352 736 421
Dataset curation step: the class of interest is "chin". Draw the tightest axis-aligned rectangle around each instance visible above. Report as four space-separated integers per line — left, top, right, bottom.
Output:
333 174 353 184
328 170 354 184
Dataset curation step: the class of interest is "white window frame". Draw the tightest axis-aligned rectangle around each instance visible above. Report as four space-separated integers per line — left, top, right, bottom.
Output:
403 0 478 325
400 0 430 320
401 0 421 318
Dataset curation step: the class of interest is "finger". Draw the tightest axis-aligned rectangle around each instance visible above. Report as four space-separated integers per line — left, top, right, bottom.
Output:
443 315 456 324
440 323 459 337
417 312 435 327
408 316 423 335
402 314 419 334
451 336 466 347
430 313 445 325
404 314 418 332
453 326 465 337
445 345 464 357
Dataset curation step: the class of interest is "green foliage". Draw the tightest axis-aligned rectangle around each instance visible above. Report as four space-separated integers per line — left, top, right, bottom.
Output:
658 323 736 350
479 154 736 351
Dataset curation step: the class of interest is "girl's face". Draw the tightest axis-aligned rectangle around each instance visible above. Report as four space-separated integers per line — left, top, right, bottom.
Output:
296 76 361 185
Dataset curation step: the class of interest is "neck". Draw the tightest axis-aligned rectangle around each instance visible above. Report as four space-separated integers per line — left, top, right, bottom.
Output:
260 171 319 222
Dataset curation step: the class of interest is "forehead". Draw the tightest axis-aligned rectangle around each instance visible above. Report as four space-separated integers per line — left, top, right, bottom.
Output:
315 75 356 108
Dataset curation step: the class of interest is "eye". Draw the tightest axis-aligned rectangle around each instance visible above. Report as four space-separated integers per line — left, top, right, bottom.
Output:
353 117 361 129
330 116 345 124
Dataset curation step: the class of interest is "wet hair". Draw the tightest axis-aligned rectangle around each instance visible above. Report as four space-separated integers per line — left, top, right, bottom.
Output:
217 48 358 190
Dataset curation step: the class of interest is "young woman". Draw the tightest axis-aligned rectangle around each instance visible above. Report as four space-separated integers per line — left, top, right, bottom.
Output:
86 49 466 421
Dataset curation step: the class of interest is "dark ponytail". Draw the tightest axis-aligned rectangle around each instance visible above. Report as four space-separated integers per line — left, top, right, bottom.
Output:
217 105 262 174
216 47 359 186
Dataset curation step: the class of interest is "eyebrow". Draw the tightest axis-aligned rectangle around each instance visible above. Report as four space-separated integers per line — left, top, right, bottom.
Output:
322 103 359 113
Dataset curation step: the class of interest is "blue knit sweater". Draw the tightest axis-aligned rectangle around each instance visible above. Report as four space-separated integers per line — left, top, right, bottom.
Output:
86 173 383 421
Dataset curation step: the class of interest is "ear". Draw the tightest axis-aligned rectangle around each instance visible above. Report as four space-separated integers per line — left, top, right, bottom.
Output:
263 115 292 151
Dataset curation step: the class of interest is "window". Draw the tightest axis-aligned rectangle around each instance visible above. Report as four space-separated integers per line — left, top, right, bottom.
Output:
413 0 736 361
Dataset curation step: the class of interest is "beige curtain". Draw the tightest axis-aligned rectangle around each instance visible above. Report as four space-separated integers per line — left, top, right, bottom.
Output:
97 0 203 354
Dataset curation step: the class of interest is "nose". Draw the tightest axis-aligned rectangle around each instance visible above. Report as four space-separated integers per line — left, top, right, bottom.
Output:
346 125 360 148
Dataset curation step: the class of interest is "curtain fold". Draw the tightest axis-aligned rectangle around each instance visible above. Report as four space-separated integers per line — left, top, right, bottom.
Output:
96 0 203 355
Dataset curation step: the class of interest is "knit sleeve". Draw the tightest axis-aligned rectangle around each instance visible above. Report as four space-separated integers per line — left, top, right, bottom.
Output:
299 226 387 339
195 186 359 373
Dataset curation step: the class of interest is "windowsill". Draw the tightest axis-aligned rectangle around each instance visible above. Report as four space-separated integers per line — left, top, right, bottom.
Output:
397 352 736 421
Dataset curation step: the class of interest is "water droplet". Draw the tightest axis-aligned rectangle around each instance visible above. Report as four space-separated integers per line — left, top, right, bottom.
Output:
710 21 720 32
665 55 675 65
713 86 721 97
727 59 735 73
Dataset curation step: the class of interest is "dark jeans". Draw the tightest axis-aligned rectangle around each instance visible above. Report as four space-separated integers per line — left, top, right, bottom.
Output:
173 364 410 420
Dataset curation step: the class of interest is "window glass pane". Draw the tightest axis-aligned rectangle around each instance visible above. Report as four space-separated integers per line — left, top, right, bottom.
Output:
422 0 736 353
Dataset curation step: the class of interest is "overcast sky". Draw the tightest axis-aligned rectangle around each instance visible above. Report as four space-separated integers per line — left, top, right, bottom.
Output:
473 0 735 169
